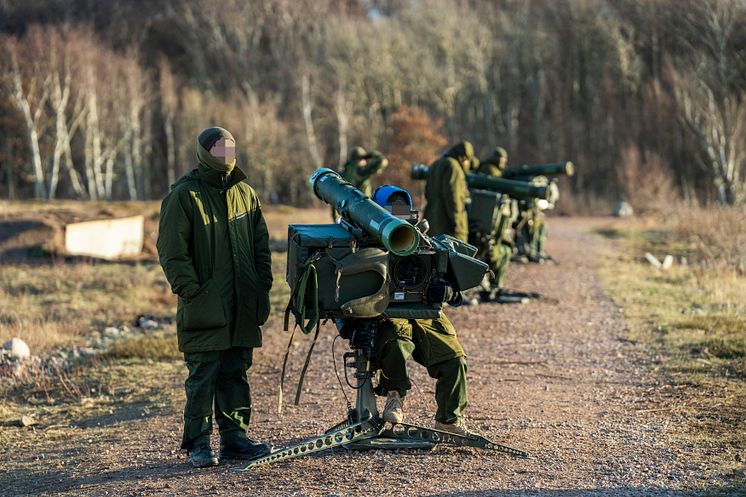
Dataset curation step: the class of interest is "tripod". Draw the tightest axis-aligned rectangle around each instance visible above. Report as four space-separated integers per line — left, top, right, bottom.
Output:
234 320 530 471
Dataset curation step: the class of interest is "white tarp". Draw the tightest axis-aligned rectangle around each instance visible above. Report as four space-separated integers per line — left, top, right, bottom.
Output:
64 215 144 260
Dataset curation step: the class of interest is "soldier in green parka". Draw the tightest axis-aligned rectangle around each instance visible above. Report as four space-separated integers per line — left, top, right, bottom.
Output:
423 141 477 242
331 147 389 220
157 127 273 468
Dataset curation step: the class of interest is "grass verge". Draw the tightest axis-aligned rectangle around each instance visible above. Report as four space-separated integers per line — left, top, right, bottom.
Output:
595 209 745 489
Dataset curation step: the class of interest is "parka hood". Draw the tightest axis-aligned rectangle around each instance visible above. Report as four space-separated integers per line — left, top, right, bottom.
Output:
445 141 477 173
444 141 475 163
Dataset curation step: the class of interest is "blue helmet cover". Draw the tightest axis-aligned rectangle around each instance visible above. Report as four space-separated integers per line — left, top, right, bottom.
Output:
372 185 413 208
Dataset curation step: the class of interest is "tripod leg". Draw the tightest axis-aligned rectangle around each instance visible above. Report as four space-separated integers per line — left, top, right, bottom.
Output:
381 422 531 459
232 415 382 471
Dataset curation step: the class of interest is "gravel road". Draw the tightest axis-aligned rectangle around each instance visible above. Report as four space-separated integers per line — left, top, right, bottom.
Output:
4 217 739 496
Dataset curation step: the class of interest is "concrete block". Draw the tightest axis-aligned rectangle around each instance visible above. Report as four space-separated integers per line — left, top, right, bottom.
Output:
64 215 144 260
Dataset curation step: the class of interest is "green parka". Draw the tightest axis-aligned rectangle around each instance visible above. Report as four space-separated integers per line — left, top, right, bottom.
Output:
157 162 273 353
423 142 474 242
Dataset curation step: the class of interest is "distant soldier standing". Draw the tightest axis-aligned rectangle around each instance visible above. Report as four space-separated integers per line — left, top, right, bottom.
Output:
515 180 551 263
331 147 389 220
423 141 477 242
527 202 549 262
157 127 273 468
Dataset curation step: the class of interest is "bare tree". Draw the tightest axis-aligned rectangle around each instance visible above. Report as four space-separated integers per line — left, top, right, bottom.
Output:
120 56 150 201
3 33 51 199
158 57 179 188
301 72 324 168
47 27 87 199
672 0 746 204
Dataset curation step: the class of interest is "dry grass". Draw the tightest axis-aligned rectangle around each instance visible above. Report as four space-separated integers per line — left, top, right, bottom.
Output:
0 201 315 434
0 203 326 355
0 262 175 354
0 199 161 219
0 357 181 429
262 206 329 240
107 333 181 361
596 203 746 454
668 204 746 276
597 205 746 376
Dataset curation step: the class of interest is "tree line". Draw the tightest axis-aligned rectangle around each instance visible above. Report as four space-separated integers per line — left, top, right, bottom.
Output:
1 0 744 208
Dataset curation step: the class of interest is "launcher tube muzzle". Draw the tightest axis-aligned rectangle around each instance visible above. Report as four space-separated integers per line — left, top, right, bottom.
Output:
310 168 419 256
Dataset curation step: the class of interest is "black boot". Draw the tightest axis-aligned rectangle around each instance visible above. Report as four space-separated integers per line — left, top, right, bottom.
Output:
220 437 272 460
189 444 219 468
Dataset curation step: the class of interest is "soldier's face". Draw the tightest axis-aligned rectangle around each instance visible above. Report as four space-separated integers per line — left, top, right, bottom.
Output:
210 138 236 163
499 156 508 169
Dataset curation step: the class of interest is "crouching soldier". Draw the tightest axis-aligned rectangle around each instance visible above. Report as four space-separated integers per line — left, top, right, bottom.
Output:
157 126 273 467
371 186 470 435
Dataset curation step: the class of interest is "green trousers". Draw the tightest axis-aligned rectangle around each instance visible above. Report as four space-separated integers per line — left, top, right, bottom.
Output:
530 213 547 258
181 346 254 450
488 241 512 290
375 316 468 424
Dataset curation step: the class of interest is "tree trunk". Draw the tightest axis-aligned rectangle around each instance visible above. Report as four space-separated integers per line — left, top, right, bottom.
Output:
48 73 71 199
335 81 349 166
301 72 323 168
12 76 47 199
165 114 176 188
124 141 138 201
104 151 117 200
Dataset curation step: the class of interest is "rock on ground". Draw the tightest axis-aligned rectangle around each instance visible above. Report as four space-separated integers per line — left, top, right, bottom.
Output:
3 337 30 360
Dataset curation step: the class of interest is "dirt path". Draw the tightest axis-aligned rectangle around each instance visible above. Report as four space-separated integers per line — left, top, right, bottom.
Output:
2 218 732 496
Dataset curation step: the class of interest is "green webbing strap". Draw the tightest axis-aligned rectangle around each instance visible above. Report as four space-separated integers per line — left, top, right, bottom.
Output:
296 263 319 335
294 319 321 405
278 255 322 413
277 324 296 414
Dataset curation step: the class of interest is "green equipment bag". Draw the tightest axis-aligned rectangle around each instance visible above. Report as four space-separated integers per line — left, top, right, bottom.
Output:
287 224 390 322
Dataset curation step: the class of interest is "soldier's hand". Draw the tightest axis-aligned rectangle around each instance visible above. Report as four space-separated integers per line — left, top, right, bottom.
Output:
426 278 455 304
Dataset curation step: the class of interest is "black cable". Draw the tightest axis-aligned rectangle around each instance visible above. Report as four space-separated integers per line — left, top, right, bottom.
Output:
344 327 369 390
332 334 352 411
